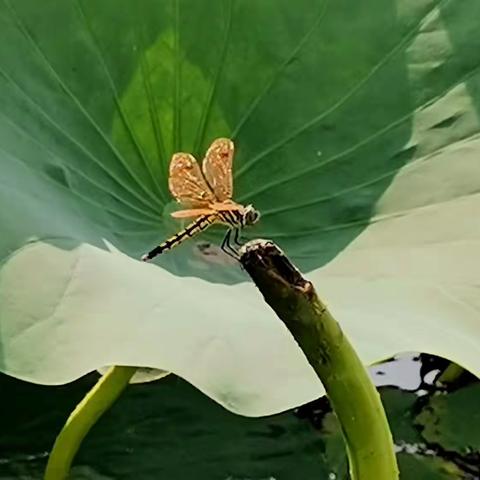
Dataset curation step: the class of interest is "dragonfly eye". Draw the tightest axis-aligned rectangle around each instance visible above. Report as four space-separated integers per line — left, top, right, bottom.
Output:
244 205 261 225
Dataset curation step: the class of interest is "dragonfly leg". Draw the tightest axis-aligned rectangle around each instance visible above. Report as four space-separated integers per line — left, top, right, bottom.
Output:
233 228 243 246
221 229 239 260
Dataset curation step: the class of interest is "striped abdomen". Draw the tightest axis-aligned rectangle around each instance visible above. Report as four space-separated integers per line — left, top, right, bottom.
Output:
141 208 248 261
141 213 219 261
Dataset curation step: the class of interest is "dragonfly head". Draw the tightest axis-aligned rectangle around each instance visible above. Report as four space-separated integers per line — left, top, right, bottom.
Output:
243 204 261 226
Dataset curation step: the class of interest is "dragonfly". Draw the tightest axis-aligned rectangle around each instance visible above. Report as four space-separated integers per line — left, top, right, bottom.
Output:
141 138 260 261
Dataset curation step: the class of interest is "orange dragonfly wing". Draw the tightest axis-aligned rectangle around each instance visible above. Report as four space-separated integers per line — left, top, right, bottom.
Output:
169 153 216 207
202 138 234 202
171 208 216 219
210 201 243 211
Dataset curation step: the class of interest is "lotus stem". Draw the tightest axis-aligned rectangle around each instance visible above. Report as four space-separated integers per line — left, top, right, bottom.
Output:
239 239 399 480
44 366 137 480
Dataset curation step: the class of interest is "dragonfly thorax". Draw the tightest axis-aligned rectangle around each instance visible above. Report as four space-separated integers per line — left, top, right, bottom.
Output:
216 204 260 229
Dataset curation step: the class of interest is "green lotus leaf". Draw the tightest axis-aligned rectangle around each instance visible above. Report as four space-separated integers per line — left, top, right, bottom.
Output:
317 387 469 479
1 0 479 416
396 454 465 480
416 383 480 454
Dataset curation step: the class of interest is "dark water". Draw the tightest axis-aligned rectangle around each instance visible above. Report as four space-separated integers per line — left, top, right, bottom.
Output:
0 353 478 480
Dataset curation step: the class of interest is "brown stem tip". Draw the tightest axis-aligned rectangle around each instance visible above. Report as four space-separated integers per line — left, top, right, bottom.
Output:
239 239 313 296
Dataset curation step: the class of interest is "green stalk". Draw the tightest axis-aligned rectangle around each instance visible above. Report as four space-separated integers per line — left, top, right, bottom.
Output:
44 366 137 480
436 362 465 387
240 240 399 480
